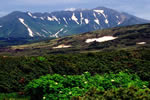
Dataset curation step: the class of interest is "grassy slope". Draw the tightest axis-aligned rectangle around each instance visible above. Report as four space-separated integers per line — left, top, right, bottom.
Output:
0 23 149 56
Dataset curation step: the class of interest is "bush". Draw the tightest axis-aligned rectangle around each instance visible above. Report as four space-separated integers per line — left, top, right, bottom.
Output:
0 49 150 93
25 72 148 100
73 86 150 100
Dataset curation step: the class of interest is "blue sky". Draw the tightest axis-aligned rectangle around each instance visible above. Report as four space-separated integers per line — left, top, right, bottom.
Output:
0 0 150 20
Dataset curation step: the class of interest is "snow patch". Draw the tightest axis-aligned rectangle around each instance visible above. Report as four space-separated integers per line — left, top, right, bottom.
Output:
36 32 42 36
18 18 34 37
40 17 44 20
55 28 64 38
33 16 37 18
27 12 32 17
84 19 89 24
42 29 48 33
137 42 146 45
105 19 109 24
27 12 37 19
47 16 60 24
71 13 79 24
0 26 2 28
63 30 68 33
93 13 97 18
94 10 107 18
80 12 84 24
53 16 60 24
93 13 100 25
116 16 119 18
63 17 68 24
53 44 72 49
85 36 118 43
118 21 121 25
94 19 100 25
94 10 104 14
52 16 58 21
47 16 54 21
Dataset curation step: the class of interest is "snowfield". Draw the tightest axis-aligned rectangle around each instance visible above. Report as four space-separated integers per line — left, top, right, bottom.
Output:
85 36 118 43
53 44 72 49
136 42 146 45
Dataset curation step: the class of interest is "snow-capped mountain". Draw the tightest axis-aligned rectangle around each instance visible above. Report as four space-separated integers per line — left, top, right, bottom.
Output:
0 7 149 38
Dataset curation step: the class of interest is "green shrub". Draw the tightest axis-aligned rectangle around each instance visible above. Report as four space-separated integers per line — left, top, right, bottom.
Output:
73 86 150 100
25 72 148 100
0 93 30 100
0 50 150 93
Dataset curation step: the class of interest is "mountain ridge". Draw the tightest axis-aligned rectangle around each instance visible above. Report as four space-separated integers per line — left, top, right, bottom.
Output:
0 6 149 39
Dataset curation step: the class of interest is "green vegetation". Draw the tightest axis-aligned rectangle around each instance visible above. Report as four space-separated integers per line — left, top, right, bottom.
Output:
73 87 150 100
0 49 150 93
0 93 30 100
25 72 148 100
0 49 150 99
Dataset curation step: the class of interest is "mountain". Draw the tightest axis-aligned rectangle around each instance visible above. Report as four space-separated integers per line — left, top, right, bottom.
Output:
0 23 150 56
0 7 149 39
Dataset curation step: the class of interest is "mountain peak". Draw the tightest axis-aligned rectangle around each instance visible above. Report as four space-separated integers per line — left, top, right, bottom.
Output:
0 7 149 39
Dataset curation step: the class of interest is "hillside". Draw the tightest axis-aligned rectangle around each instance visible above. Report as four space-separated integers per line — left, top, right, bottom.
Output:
0 23 149 56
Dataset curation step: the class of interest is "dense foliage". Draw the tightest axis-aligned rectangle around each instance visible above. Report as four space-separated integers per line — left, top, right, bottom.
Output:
73 87 150 100
0 93 29 100
0 49 150 93
25 72 148 100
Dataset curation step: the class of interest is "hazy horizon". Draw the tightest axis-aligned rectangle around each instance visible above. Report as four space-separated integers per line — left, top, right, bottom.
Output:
0 0 150 20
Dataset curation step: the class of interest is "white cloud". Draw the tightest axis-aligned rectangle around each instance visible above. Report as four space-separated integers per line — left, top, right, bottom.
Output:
64 8 76 11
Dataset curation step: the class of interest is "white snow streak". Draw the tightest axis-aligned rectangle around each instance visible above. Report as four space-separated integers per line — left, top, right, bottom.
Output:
27 12 37 19
27 12 32 17
94 19 100 25
52 16 59 23
84 19 89 24
42 29 48 33
47 16 60 24
18 18 34 37
94 10 107 18
36 32 42 36
0 26 2 28
94 10 109 24
71 13 79 24
63 30 68 33
47 16 54 21
63 17 68 24
85 36 118 43
55 28 64 38
40 17 44 20
93 13 100 25
80 12 84 25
